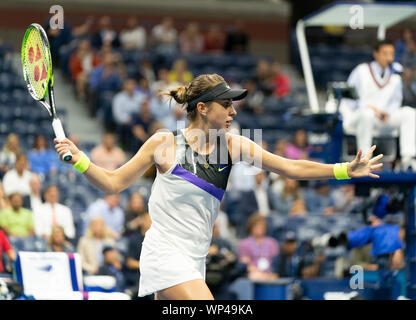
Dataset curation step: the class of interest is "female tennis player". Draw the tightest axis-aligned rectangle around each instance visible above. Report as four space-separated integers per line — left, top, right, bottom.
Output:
54 73 383 300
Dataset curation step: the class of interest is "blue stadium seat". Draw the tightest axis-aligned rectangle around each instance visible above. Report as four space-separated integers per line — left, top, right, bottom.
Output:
233 54 256 69
183 54 211 70
0 73 12 90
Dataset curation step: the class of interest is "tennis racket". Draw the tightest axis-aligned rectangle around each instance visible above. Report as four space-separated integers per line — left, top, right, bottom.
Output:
21 23 72 162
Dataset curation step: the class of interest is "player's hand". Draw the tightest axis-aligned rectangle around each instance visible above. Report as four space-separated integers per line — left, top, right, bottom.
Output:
54 138 80 164
347 145 383 178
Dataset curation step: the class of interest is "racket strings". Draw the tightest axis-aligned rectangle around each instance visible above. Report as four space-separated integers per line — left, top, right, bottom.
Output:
22 28 50 100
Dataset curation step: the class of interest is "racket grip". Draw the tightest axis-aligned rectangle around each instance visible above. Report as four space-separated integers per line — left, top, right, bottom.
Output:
52 118 72 162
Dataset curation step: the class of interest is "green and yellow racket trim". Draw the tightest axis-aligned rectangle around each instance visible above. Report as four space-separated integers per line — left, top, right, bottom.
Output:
21 23 54 101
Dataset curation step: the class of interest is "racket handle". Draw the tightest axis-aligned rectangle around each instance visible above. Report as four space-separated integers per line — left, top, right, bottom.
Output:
52 118 72 162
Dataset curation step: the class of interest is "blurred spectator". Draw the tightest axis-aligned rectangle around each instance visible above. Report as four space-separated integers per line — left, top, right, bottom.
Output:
32 185 75 240
161 105 187 132
254 60 274 96
216 207 238 247
0 133 21 179
28 173 42 209
98 245 126 292
238 214 279 281
168 59 193 85
138 59 156 86
131 99 155 152
272 177 307 216
45 21 72 65
285 129 311 160
228 162 258 192
89 52 123 92
123 192 147 236
136 77 152 98
402 67 416 106
179 22 204 54
274 138 287 157
91 132 126 171
83 194 125 239
395 28 413 62
112 78 145 147
206 219 243 299
224 20 249 53
120 16 147 50
149 94 173 123
253 171 273 216
239 79 264 114
332 183 363 213
203 24 225 53
2 153 33 199
402 40 416 69
151 17 178 54
69 39 101 101
91 16 120 49
0 228 16 274
124 212 152 298
348 244 378 272
71 16 95 40
27 134 58 176
269 139 288 199
271 62 291 98
46 225 74 253
0 193 34 238
271 231 305 278
151 68 179 95
77 217 115 275
0 182 9 210
313 214 406 281
304 181 336 215
98 43 119 59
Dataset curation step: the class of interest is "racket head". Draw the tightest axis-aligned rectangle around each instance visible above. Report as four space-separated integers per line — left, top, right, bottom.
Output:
21 23 53 101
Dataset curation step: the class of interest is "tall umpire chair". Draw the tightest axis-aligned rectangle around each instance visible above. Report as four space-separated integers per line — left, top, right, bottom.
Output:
327 82 397 163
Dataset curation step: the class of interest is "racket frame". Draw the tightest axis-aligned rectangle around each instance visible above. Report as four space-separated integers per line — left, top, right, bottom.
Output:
21 23 72 162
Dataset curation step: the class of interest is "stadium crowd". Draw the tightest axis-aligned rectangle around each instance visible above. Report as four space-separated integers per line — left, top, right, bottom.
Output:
0 15 409 299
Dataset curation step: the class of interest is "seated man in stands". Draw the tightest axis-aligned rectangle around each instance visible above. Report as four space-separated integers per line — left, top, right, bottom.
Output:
98 245 126 292
340 39 416 171
0 193 34 238
32 185 75 241
271 231 324 279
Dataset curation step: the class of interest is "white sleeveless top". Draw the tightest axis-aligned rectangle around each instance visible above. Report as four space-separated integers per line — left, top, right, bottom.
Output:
145 129 232 259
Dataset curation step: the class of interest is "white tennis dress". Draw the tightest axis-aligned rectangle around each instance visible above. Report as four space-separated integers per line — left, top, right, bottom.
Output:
138 129 232 297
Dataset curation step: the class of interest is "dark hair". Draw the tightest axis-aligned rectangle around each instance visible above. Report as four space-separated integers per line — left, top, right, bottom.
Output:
32 134 47 150
373 39 394 52
164 74 225 121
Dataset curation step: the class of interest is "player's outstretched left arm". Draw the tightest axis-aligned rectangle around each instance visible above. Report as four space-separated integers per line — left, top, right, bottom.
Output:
228 133 383 180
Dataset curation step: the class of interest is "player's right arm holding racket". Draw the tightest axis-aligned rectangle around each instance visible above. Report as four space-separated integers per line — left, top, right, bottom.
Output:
54 131 175 194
